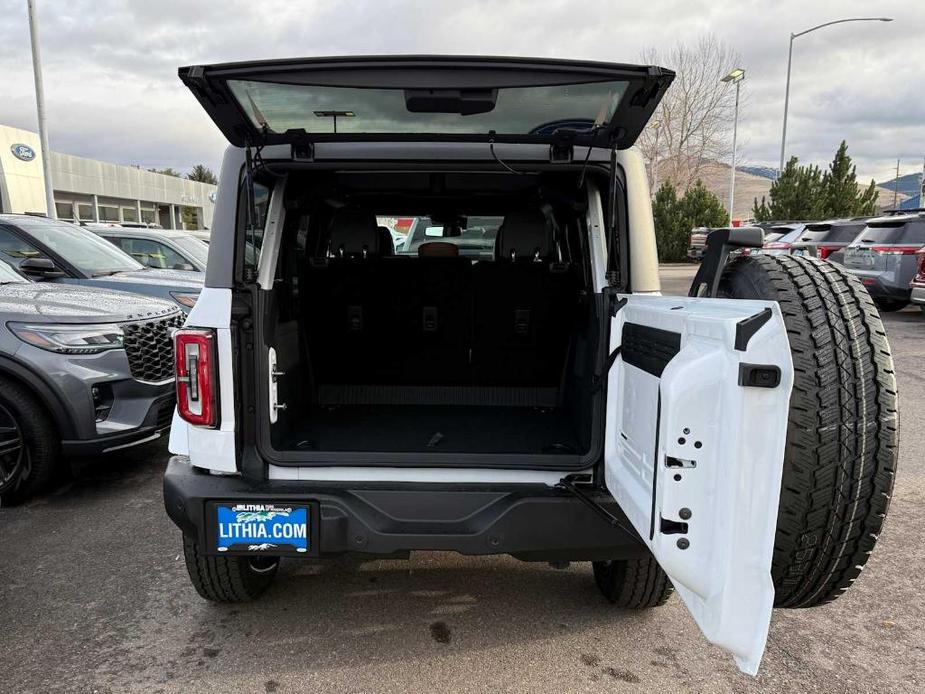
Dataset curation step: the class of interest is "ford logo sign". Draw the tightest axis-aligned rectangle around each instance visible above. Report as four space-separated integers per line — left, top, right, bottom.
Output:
11 143 36 162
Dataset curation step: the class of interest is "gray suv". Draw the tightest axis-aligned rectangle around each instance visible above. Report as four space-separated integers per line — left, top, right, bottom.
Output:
0 260 182 504
0 214 203 312
841 212 925 310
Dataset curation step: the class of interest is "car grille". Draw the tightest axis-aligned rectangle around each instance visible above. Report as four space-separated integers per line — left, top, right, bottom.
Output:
122 313 184 383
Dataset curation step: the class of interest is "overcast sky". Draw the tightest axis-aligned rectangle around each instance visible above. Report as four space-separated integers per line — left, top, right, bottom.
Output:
1 0 922 183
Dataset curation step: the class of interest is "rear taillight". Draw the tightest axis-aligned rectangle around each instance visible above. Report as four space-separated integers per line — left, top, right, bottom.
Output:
870 246 918 255
818 245 839 260
175 328 218 427
913 248 925 284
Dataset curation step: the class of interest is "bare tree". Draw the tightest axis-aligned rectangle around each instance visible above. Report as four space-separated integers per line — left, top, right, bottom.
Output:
638 36 742 193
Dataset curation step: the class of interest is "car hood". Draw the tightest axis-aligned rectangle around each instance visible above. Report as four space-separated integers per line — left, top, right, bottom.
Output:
90 268 204 290
0 282 180 324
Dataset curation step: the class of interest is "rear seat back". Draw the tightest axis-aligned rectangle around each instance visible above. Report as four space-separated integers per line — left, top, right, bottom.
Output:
304 208 576 391
472 210 577 386
304 209 390 384
393 253 472 384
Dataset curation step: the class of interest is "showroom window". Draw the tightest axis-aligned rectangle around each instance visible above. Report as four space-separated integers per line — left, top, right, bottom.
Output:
55 202 75 220
77 203 94 221
140 207 156 224
122 207 138 222
99 206 119 222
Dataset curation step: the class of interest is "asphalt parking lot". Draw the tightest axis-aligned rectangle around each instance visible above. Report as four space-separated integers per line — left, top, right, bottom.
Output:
1 264 922 694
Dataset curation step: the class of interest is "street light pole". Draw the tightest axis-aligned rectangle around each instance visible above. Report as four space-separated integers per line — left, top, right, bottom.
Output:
722 68 745 223
778 16 892 177
27 0 56 218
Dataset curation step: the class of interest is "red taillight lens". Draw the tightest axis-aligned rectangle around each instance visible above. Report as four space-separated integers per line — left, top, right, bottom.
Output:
175 328 217 427
870 246 918 255
914 248 925 284
818 245 839 260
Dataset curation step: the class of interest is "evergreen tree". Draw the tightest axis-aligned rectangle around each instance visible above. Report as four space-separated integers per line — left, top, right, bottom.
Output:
653 179 729 262
653 181 686 262
753 143 880 221
679 179 730 230
751 156 823 220
187 164 218 185
820 141 877 217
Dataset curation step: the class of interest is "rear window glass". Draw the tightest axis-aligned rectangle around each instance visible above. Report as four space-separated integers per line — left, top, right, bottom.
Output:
228 80 628 137
801 223 865 243
858 220 925 245
379 216 502 258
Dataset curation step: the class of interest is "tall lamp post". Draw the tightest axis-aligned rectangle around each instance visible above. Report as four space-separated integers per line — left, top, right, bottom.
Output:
721 68 745 223
27 0 55 218
779 16 892 176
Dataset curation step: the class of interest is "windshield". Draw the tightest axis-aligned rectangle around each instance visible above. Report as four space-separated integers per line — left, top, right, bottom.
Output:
9 216 143 275
857 220 925 245
172 235 210 267
228 79 628 137
0 260 26 283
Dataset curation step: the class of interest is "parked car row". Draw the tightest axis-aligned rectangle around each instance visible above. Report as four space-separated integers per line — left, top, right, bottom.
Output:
690 212 925 314
0 214 207 504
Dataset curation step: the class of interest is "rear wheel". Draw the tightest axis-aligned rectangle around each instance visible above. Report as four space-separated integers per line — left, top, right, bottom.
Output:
183 536 280 602
720 255 899 608
874 298 908 312
0 377 58 505
592 553 673 608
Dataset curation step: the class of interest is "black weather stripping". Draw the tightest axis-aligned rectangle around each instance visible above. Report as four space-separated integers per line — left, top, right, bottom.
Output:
621 323 681 377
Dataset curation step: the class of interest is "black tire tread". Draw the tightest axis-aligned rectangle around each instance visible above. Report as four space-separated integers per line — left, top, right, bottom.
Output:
720 255 898 608
0 376 58 504
593 554 673 609
182 536 278 602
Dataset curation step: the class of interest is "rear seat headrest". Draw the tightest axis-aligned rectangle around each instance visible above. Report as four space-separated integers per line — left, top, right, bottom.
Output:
328 209 380 258
497 210 553 261
377 226 394 257
418 241 459 258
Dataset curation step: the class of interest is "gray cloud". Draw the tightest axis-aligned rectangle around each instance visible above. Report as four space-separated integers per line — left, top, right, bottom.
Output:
1 0 922 181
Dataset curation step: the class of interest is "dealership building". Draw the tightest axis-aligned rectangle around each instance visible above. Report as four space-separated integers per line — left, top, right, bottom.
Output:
0 123 216 229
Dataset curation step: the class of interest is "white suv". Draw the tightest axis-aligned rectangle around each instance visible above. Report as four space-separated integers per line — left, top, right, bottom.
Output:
164 56 898 676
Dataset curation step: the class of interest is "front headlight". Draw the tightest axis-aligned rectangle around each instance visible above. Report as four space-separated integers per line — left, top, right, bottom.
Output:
170 292 199 309
8 322 125 354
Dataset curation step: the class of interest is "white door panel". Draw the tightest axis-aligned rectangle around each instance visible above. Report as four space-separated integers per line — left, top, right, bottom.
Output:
605 294 793 675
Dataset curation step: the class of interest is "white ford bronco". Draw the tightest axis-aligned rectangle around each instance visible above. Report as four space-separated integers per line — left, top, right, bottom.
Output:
165 56 898 674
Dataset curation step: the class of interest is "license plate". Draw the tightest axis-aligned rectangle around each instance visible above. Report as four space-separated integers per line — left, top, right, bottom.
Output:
847 252 875 267
212 502 312 555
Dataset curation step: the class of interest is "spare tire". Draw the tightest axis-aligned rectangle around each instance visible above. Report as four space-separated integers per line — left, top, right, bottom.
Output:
718 255 899 608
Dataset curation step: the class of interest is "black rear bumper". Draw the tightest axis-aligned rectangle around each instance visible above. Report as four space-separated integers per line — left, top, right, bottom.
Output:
163 456 645 562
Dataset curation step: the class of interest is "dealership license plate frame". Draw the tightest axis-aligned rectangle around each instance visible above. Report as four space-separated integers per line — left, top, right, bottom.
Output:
205 500 320 557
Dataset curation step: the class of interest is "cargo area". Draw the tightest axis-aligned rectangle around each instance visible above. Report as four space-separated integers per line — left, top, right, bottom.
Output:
259 170 603 465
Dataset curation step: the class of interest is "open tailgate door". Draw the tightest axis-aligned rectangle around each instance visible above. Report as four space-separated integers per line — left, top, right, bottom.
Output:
605 294 793 674
179 55 673 150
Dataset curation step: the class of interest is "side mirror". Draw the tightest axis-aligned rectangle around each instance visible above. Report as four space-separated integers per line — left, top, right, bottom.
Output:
19 257 65 279
172 262 196 271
